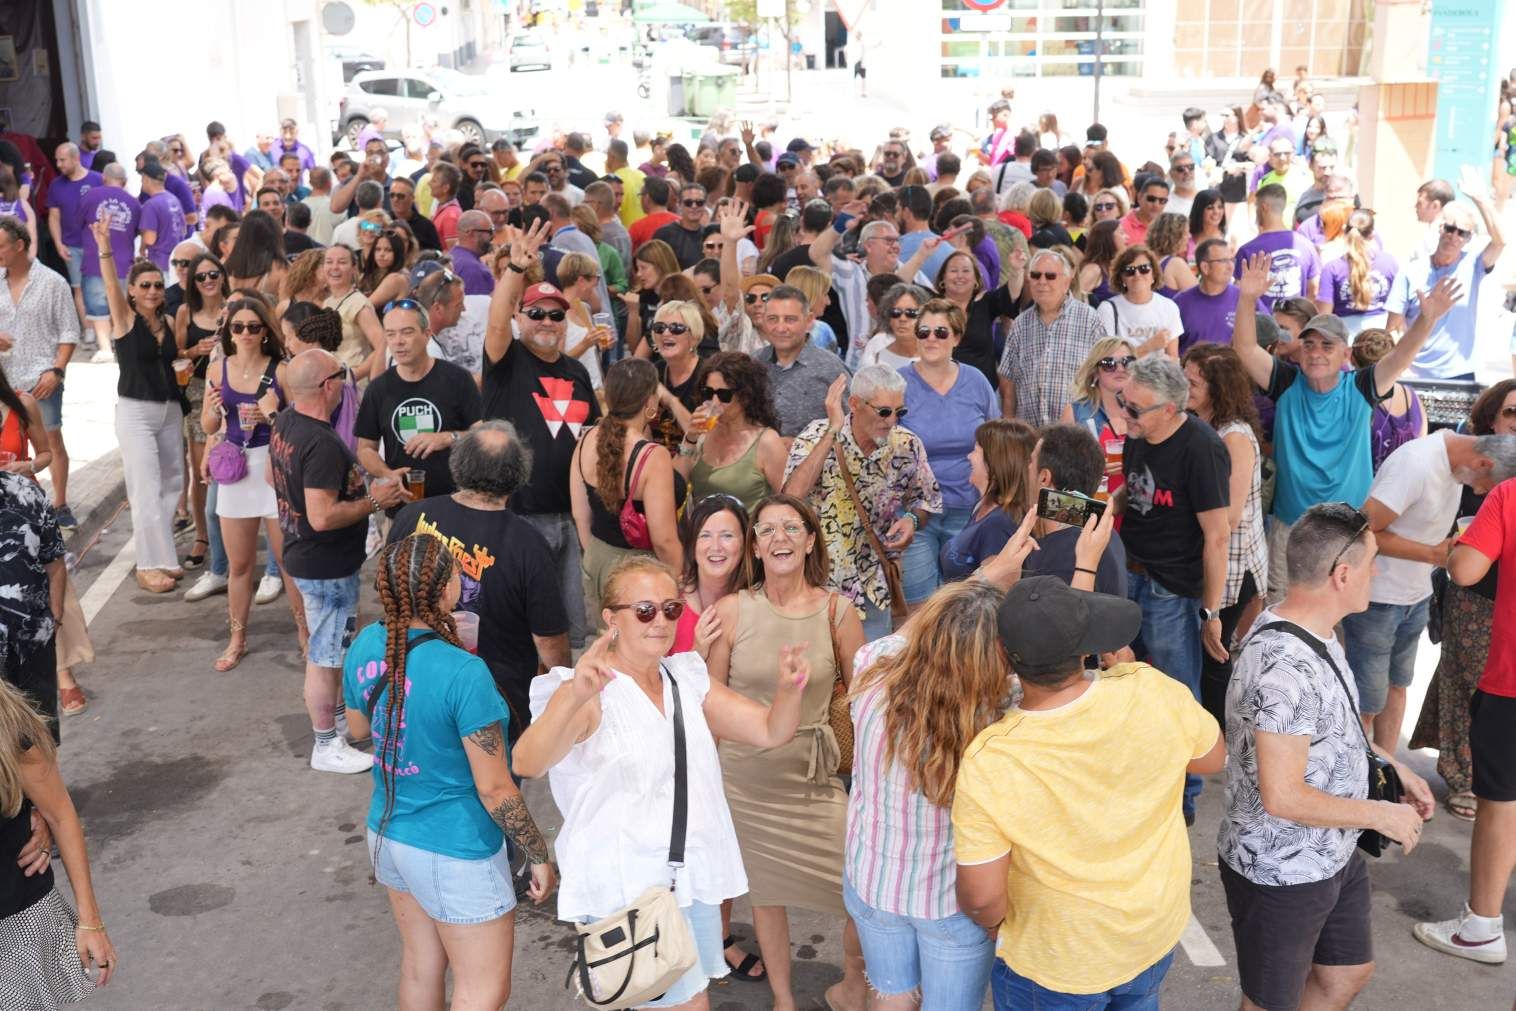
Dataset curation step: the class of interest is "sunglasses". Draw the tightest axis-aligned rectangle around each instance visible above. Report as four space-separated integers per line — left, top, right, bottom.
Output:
1093 201 1118 212
888 307 919 319
136 280 165 290
1115 390 1166 420
744 292 770 304
320 368 345 385
700 386 736 403
682 199 706 208
1443 223 1472 239
1028 270 1061 280
607 599 685 622
1172 164 1195 173
1142 194 1169 205
1121 263 1154 277
194 270 223 283
171 258 194 268
359 221 383 233
468 161 487 170
525 307 567 322
703 242 722 251
384 297 422 315
863 402 908 419
650 321 689 335
230 321 265 334
915 326 953 340
1501 405 1516 418
1097 355 1137 372
1327 507 1370 573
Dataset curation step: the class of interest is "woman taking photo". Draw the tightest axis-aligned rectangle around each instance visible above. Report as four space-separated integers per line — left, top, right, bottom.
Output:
91 217 185 594
343 535 556 1011
1076 220 1124 309
1095 245 1181 357
360 229 410 309
934 250 1021 393
200 295 301 671
0 681 119 1006
571 358 687 623
678 352 787 511
939 418 1038 582
1059 338 1135 500
321 244 385 381
845 580 1009 1008
1188 188 1229 252
1182 343 1267 721
222 210 287 297
856 282 928 371
174 252 229 572
898 299 1001 606
518 555 812 1011
706 494 868 1011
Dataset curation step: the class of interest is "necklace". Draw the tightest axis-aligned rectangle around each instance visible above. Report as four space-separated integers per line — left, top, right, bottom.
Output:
236 354 263 382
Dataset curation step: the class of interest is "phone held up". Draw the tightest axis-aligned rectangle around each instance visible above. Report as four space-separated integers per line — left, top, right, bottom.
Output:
1037 486 1106 529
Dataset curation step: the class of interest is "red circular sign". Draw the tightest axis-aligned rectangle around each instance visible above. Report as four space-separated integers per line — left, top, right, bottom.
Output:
962 0 1006 9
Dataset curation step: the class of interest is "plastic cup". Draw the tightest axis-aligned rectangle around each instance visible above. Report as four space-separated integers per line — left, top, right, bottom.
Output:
1457 516 1475 535
405 469 426 499
452 611 480 654
172 358 193 387
0 450 15 466
237 402 258 430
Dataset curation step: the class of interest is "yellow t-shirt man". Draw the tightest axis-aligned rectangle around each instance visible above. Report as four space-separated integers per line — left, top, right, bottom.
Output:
952 663 1219 995
614 165 646 227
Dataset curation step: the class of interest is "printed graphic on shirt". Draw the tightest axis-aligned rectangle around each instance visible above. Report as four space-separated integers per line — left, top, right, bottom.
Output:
1125 465 1173 515
390 397 441 443
412 510 496 607
1264 250 1308 300
353 659 420 777
533 376 592 440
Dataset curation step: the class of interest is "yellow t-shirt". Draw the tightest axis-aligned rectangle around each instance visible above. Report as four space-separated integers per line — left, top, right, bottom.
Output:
501 164 523 183
951 663 1219 995
415 173 436 217
614 166 647 227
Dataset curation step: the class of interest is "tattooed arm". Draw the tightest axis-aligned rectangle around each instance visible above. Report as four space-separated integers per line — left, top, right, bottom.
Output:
463 722 558 901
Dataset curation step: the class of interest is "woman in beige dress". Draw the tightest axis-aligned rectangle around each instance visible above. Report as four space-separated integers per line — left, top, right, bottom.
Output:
706 493 867 1011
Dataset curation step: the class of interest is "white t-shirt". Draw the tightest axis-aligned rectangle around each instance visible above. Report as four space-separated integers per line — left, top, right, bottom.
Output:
857 331 917 371
1366 430 1462 605
1096 293 1183 354
564 319 605 389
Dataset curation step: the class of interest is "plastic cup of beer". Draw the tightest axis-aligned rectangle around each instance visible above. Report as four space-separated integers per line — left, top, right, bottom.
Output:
405 468 426 499
452 611 480 654
591 311 616 350
237 402 258 430
172 358 193 387
1457 516 1475 536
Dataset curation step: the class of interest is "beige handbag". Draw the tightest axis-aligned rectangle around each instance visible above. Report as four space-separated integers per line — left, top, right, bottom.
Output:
566 665 697 1008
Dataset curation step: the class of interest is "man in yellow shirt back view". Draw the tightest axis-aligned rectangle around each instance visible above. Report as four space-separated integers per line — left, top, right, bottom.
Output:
953 575 1225 1008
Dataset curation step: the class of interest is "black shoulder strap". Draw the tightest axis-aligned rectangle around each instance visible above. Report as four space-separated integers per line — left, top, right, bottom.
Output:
1255 621 1374 751
663 663 688 873
364 630 443 718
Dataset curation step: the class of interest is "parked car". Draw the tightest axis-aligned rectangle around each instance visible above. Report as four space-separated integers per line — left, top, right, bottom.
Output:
337 68 537 149
688 24 757 69
509 33 552 72
326 46 386 84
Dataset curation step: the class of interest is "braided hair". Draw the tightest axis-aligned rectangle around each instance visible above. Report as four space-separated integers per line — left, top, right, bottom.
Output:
296 306 344 353
369 535 460 865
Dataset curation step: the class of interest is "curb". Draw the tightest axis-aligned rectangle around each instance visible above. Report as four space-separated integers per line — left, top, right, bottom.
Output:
59 450 129 553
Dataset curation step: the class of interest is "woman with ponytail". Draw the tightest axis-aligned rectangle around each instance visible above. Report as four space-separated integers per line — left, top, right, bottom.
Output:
570 358 688 624
342 534 556 1011
1316 208 1399 336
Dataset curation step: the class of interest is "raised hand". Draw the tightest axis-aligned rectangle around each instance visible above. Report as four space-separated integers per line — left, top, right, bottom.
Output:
719 198 753 240
570 632 617 704
740 120 755 146
1415 275 1464 322
824 373 848 429
1236 251 1271 300
777 643 811 693
978 507 1039 590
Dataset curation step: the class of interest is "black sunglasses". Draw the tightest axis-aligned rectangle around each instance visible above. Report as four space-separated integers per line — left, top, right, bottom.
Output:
1093 201 1118 211
607 599 685 623
136 280 166 290
650 322 689 335
171 258 194 268
1443 223 1472 239
1028 270 1061 281
230 321 265 334
682 199 706 208
700 386 735 403
889 307 919 319
1328 507 1371 573
1142 194 1169 205
525 307 567 322
1122 263 1154 277
1115 390 1166 420
744 292 770 304
915 326 953 340
320 368 345 385
864 402 907 419
194 270 223 283
1098 355 1137 372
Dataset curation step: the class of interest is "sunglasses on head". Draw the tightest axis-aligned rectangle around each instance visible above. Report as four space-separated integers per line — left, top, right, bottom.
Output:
1098 355 1137 372
700 386 735 403
607 599 685 623
915 326 953 340
230 320 265 334
744 292 770 304
864 402 907 419
194 270 222 283
1443 223 1472 239
888 307 919 319
359 221 383 232
136 280 165 290
384 297 422 315
650 321 689 335
171 258 193 268
1327 506 1370 573
1122 263 1153 277
524 306 567 322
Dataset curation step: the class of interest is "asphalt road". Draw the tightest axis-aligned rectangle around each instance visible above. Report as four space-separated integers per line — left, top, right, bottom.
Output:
50 509 1516 1010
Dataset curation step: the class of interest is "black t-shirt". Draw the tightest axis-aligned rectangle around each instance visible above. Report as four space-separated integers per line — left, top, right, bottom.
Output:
1120 417 1231 598
1024 525 1128 598
481 340 601 515
962 285 1018 392
405 209 442 252
354 359 482 511
388 499 568 740
283 230 323 255
0 788 50 919
652 220 717 269
271 410 369 579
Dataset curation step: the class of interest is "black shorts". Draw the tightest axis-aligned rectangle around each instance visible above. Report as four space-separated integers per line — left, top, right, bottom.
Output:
1219 854 1373 1011
854 61 866 79
1471 689 1516 801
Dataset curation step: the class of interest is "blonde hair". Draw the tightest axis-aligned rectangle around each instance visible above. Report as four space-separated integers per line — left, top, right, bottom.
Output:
784 264 832 315
557 251 601 288
654 299 705 345
1070 336 1132 404
603 555 679 609
1093 187 1129 217
0 680 56 818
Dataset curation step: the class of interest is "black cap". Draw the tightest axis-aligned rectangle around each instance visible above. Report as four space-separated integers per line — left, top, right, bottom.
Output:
996 576 1140 676
786 137 814 153
733 163 758 183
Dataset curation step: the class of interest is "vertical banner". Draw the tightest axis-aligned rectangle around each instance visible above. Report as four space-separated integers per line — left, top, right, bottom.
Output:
1426 0 1505 183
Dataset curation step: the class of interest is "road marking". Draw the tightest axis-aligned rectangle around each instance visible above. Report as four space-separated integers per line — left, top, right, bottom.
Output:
1180 913 1227 967
79 537 137 628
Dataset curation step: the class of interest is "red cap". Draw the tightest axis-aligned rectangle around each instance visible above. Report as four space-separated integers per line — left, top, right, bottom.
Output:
521 282 570 309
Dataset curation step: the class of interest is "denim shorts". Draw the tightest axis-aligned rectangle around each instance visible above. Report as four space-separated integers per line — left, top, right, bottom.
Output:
577 900 727 1008
900 506 972 605
368 831 516 924
81 273 108 319
1340 597 1429 714
65 246 83 287
35 386 62 431
294 573 361 668
843 877 994 1008
991 948 1174 1011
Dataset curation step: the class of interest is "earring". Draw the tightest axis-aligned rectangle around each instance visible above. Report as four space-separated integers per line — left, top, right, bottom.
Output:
610 627 620 645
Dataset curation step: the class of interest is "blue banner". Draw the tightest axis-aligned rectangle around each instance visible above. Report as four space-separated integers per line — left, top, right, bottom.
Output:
1426 0 1506 183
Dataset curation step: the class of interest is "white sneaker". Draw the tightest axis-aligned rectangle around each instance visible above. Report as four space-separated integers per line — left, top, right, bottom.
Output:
183 571 229 602
1413 904 1508 964
90 346 115 364
310 737 374 774
254 574 283 605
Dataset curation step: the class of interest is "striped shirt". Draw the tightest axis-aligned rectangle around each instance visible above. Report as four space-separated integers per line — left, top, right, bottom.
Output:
844 636 961 920
1216 420 1268 606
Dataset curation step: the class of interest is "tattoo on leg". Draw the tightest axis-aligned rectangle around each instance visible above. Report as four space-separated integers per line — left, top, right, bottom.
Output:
467 722 504 757
490 794 550 865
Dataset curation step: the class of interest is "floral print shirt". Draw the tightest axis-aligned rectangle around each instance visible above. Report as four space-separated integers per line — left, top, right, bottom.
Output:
0 472 64 669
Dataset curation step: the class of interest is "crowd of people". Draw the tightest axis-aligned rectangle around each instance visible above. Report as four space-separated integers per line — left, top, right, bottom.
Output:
0 65 1515 1010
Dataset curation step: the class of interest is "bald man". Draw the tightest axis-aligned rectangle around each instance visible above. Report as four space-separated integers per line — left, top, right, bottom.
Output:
450 209 496 296
271 349 405 774
46 141 104 323
475 188 511 246
165 238 202 317
77 162 141 350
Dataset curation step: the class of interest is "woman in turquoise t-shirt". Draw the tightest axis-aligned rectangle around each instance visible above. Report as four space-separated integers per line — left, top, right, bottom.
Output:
343 534 557 1009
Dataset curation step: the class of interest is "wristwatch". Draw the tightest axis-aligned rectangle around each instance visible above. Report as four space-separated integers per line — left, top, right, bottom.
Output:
48 367 64 379
1200 607 1220 622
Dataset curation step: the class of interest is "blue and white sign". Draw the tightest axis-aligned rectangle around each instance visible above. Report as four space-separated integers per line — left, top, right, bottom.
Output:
1426 0 1506 183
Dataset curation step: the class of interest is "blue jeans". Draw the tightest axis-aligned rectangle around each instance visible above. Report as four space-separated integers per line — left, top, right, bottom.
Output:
293 573 361 668
900 505 973 605
206 481 280 580
844 877 994 1009
1340 597 1429 715
859 596 893 643
991 949 1174 1010
1127 571 1202 815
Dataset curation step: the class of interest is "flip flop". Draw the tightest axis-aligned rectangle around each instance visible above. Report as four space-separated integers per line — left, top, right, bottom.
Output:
722 935 765 982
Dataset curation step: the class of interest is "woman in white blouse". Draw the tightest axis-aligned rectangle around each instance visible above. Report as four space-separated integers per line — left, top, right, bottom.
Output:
1095 245 1183 359
516 556 810 1011
856 282 929 371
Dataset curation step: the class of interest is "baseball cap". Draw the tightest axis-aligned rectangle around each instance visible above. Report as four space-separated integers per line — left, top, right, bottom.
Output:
997 575 1141 677
408 260 454 292
776 153 799 168
1253 313 1282 349
929 124 952 142
521 282 570 309
1301 313 1349 343
786 137 814 153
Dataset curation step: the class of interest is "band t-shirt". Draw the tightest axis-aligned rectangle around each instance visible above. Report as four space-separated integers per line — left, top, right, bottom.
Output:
271 410 368 579
1121 418 1230 598
354 359 482 510
481 340 601 515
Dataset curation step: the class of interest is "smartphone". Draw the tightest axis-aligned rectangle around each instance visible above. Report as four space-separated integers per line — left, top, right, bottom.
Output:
1038 486 1106 528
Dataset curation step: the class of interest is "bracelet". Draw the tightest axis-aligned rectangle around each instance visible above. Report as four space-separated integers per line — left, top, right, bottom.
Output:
98 250 113 258
905 512 920 529
77 922 106 932
1075 566 1097 576
366 492 382 514
678 440 698 458
507 262 526 274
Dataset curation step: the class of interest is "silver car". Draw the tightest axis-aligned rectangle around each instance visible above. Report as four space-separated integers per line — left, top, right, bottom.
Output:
336 67 537 148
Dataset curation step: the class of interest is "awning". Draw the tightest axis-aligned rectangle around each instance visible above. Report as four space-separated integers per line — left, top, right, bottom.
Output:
632 1 712 24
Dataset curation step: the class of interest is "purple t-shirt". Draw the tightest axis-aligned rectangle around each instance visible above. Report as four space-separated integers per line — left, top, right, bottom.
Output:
137 174 197 221
1320 250 1399 318
274 140 317 174
449 246 495 296
1175 284 1242 354
45 170 104 248
200 186 236 223
78 187 141 279
140 192 187 271
1234 230 1321 311
228 152 251 211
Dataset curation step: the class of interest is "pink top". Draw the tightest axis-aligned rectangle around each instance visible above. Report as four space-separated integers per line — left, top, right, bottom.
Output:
669 602 700 656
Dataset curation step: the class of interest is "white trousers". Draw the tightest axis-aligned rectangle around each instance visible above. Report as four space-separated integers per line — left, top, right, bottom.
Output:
115 397 184 570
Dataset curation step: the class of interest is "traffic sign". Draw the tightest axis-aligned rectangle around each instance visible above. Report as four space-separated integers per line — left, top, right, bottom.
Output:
413 2 437 26
962 0 1006 10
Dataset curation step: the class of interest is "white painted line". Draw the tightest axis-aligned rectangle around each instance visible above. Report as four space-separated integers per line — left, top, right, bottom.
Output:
1180 913 1227 967
79 537 137 628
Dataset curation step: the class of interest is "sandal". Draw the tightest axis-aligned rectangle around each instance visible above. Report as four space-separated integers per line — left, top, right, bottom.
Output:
215 619 248 672
722 935 765 982
59 686 88 716
184 538 209 570
1447 791 1478 822
173 512 193 533
135 568 176 594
